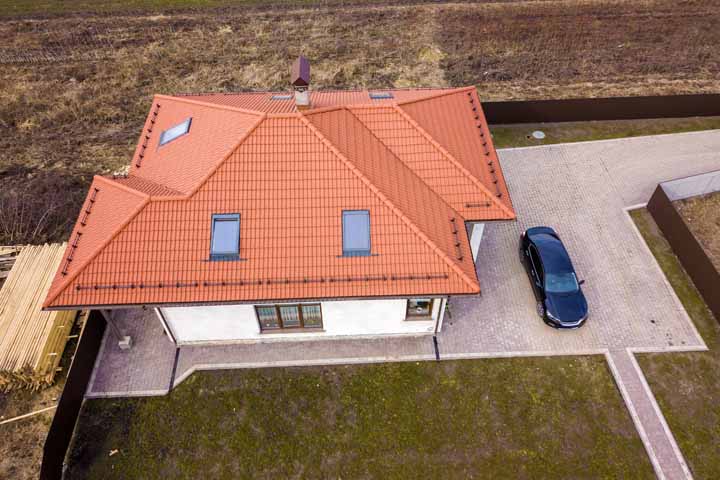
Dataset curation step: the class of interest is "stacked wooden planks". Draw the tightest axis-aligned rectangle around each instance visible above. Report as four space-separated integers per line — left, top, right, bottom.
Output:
0 246 21 286
0 244 78 391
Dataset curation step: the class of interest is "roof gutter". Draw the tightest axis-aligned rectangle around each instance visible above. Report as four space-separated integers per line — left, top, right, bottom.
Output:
42 291 479 312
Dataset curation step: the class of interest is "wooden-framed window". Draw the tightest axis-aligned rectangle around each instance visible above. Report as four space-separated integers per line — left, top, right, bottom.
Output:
406 299 434 319
255 304 323 332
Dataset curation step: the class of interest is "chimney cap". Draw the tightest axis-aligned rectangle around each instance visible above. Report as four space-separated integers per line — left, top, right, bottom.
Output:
291 56 310 88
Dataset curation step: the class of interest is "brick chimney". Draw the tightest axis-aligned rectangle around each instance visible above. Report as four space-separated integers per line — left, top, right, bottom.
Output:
291 56 311 110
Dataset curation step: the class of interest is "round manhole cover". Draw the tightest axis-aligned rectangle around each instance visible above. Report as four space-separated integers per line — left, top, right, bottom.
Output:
531 130 546 140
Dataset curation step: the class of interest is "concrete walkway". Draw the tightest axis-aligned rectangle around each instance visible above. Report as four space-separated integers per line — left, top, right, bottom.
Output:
607 349 692 480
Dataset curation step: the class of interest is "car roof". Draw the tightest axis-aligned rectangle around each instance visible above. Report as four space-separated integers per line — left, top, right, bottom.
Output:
532 233 574 273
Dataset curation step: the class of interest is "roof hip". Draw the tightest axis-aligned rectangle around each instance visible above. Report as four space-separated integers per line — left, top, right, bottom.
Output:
392 104 515 219
154 94 266 116
43 178 151 308
300 110 479 293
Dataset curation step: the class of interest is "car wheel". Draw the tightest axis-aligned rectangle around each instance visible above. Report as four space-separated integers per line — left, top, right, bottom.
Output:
536 301 545 318
519 248 525 263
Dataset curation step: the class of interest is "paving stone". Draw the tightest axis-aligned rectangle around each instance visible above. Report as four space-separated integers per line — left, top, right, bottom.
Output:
87 132 718 396
607 349 692 479
84 131 718 477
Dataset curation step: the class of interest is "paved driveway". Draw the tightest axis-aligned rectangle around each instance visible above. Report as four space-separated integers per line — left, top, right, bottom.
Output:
443 131 716 356
87 131 719 398
85 131 719 480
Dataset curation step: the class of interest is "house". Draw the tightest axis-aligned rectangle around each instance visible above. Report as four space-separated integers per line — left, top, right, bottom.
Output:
43 57 515 346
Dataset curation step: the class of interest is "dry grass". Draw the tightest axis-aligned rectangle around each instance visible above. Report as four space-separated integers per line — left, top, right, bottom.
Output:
1 0 719 245
438 0 720 100
675 191 720 271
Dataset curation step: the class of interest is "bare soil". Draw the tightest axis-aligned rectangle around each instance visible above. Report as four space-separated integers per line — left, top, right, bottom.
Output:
675 191 720 271
0 385 61 480
1 0 719 244
0 326 79 480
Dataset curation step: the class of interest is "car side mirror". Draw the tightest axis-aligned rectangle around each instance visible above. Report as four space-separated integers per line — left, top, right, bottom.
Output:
578 279 585 285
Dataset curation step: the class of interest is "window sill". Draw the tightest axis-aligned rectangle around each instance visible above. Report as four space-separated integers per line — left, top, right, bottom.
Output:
405 316 433 321
259 328 325 334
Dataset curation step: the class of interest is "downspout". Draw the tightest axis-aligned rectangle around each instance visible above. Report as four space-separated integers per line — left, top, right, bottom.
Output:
155 307 177 344
434 297 447 334
432 297 448 361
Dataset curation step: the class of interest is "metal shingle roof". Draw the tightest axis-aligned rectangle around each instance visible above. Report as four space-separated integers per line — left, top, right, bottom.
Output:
44 87 515 309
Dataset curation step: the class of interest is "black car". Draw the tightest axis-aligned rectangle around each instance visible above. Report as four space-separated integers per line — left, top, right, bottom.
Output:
519 226 588 328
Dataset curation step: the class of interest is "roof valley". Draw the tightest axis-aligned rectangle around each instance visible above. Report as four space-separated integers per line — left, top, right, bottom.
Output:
302 109 479 292
44 86 516 308
391 104 515 219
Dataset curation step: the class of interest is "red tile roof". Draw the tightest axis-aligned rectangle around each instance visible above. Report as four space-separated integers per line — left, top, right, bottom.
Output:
44 86 515 309
183 88 458 114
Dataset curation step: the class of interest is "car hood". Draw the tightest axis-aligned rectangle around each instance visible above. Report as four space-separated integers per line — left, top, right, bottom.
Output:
545 291 588 324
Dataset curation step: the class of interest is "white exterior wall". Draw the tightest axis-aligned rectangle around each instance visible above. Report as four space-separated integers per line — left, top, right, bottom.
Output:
160 297 444 344
467 222 485 262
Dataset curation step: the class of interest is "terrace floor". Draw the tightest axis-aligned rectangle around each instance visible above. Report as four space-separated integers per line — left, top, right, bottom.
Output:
85 130 720 479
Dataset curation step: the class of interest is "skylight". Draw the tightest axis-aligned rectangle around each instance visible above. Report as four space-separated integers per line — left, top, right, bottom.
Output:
369 92 393 100
271 94 293 100
159 118 192 146
210 213 240 260
342 210 371 256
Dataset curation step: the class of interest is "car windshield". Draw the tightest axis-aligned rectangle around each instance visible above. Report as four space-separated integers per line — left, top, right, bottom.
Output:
545 272 579 294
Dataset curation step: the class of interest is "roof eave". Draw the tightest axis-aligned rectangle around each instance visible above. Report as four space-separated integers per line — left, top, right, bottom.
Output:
42 288 481 311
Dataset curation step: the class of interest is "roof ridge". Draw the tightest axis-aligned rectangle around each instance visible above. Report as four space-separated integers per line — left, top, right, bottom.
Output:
108 174 183 197
175 86 456 96
43 178 151 308
300 111 479 292
94 175 151 200
395 86 476 107
392 104 516 219
45 115 268 307
157 94 266 116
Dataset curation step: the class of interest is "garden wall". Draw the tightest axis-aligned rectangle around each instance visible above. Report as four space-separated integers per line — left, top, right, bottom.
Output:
647 171 720 322
40 311 106 480
484 94 720 124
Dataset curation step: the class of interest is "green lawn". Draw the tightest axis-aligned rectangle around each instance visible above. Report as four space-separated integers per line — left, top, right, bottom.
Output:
490 116 720 149
631 209 720 479
67 357 653 479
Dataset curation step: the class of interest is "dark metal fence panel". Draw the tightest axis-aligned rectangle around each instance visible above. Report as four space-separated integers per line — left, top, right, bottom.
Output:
40 311 106 480
484 94 720 124
647 185 720 322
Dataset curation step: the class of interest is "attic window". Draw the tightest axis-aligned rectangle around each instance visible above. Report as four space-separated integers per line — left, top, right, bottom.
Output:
271 94 293 100
369 92 393 100
342 210 371 256
159 118 192 146
210 213 240 260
